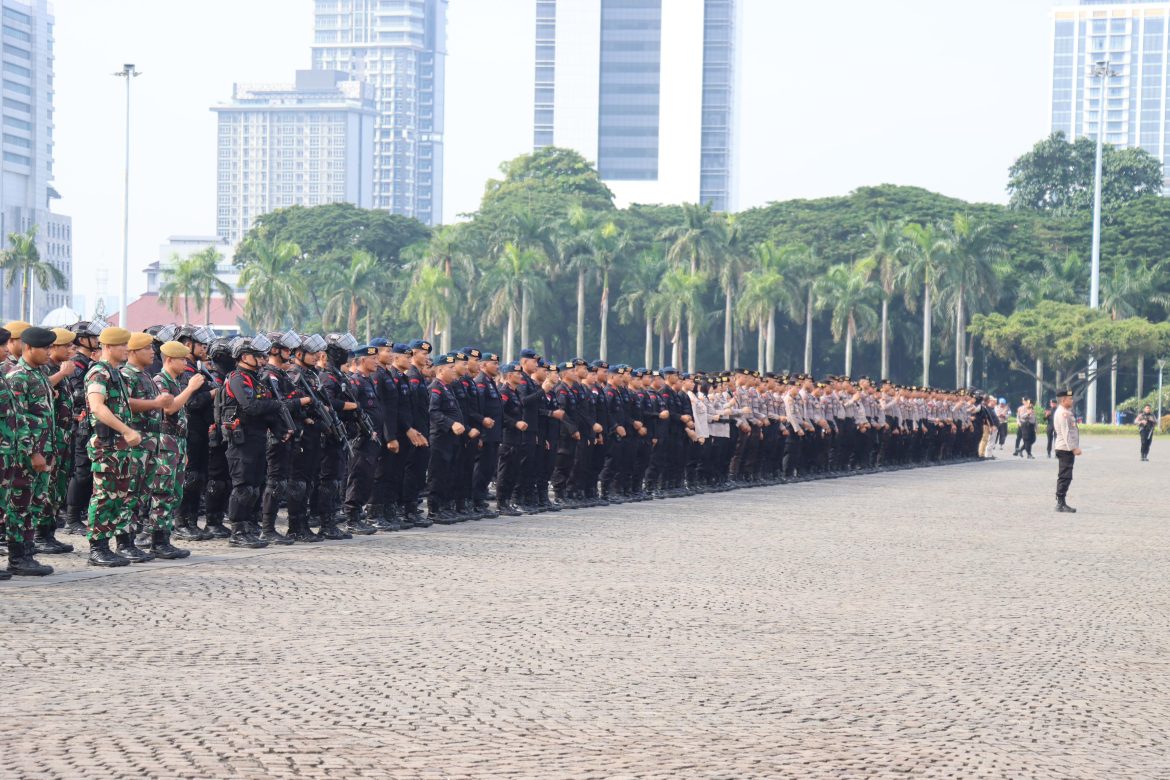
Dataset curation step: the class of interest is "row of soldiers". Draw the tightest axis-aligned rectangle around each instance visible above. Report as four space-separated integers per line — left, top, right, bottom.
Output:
0 319 986 575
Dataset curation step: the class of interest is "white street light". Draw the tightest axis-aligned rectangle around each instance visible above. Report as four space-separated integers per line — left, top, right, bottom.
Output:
1086 59 1118 425
113 64 141 329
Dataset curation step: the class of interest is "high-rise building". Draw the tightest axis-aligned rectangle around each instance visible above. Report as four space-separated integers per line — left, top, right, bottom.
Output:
212 70 376 246
1051 0 1170 186
0 0 71 325
533 0 738 211
311 0 447 225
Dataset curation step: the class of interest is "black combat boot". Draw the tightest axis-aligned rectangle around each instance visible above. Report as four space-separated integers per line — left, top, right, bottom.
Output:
172 509 210 542
34 524 73 555
228 521 268 548
203 513 231 539
87 537 129 567
317 513 352 540
115 532 155 563
8 538 53 576
475 500 498 520
381 504 405 531
1055 499 1077 513
63 505 88 536
259 516 294 545
343 510 376 535
152 530 191 560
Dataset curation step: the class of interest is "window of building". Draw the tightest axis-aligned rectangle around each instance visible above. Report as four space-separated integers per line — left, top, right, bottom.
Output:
3 96 29 112
3 78 29 96
2 23 29 42
3 60 30 78
3 150 29 165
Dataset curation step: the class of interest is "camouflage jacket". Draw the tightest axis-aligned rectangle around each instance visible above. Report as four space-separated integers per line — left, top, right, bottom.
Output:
84 360 134 450
154 369 187 446
46 359 73 445
9 357 56 459
0 369 21 457
121 363 161 449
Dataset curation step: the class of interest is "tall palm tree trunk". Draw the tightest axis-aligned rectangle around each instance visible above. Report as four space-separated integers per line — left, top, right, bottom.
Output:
922 286 932 387
880 297 889 381
348 297 359 335
21 268 29 322
1035 357 1043 407
803 289 813 374
658 328 666 367
765 307 776 373
686 310 697 373
954 295 964 388
1111 354 1119 425
520 289 530 348
576 270 585 358
598 272 610 360
723 289 732 371
505 309 516 363
1137 354 1145 399
845 322 854 377
672 321 682 369
756 321 765 373
644 317 653 369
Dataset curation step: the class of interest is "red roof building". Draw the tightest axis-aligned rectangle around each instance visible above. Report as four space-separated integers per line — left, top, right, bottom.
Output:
107 293 245 334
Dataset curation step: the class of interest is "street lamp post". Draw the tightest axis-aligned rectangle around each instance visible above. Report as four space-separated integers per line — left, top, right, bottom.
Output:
1086 59 1117 425
113 64 141 329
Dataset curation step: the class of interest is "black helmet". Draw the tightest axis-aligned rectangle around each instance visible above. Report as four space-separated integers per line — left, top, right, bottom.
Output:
229 333 272 361
147 324 178 344
298 333 327 354
266 329 302 351
324 332 358 366
178 324 215 346
67 320 103 338
207 337 235 373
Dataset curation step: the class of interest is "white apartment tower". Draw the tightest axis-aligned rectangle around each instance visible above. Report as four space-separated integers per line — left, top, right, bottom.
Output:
311 0 447 225
0 0 70 324
1051 0 1170 186
534 0 738 211
212 70 376 246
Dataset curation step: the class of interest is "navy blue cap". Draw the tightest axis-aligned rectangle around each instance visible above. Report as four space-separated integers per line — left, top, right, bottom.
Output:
536 357 550 369
558 360 574 371
369 337 390 348
661 366 678 375
519 347 539 360
408 339 432 353
460 347 482 359
501 361 522 374
571 357 588 367
436 353 457 365
589 360 609 370
392 342 411 354
632 367 647 377
482 352 500 362
352 346 378 358
680 372 691 380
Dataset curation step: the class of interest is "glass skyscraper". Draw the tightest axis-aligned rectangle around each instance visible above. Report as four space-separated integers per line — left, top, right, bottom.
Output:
1051 0 1170 186
534 0 737 211
312 0 446 225
0 0 70 324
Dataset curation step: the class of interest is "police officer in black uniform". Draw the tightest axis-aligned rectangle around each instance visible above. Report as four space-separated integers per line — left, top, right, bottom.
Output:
62 320 103 536
258 330 309 545
426 353 466 523
172 324 216 542
341 344 381 535
472 352 502 516
202 337 236 538
285 333 329 543
403 339 434 525
315 333 361 540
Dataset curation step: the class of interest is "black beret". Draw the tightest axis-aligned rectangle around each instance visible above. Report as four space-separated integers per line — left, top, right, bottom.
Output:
21 326 55 349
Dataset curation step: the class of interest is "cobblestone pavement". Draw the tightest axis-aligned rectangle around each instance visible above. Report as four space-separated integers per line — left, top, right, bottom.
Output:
3 436 1168 779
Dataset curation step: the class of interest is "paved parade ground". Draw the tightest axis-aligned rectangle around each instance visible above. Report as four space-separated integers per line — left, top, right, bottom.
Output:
3 436 1168 779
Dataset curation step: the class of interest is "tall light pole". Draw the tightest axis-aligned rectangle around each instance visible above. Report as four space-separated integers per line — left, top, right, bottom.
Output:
113 64 141 328
1086 59 1117 425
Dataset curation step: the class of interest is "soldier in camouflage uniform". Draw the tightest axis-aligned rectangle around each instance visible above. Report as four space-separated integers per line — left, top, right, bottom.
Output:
84 327 146 568
44 328 77 547
6 326 59 576
2 320 29 370
0 326 16 579
142 340 204 559
121 331 178 563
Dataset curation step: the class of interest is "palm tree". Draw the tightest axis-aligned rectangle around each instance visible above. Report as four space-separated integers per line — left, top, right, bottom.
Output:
773 243 822 374
939 214 1003 387
588 220 629 360
658 203 726 371
237 236 305 333
719 216 752 370
403 262 454 342
409 225 467 352
160 248 235 325
737 256 785 373
0 227 64 322
899 222 949 387
814 260 880 376
563 203 598 357
1101 259 1170 423
657 268 708 369
323 249 392 340
863 219 906 381
617 248 666 369
480 242 544 362
1017 251 1087 400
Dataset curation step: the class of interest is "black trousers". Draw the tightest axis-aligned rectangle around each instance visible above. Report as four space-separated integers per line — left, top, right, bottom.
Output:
344 437 379 514
1055 449 1075 501
1141 432 1153 458
426 437 457 508
496 442 521 505
403 440 430 511
474 440 500 502
1046 426 1055 456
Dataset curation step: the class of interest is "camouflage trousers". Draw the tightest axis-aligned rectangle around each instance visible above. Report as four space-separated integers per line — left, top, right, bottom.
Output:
138 436 185 534
49 434 72 525
8 454 52 543
87 441 144 541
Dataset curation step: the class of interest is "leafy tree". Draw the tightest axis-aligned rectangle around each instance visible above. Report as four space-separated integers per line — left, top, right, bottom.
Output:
737 242 786 372
0 227 64 322
480 242 546 362
402 262 454 343
617 248 666 369
160 247 235 326
658 204 726 371
862 219 905 381
242 203 429 267
815 260 880 376
323 249 392 340
899 222 949 387
1007 131 1162 215
237 236 305 333
939 214 1004 387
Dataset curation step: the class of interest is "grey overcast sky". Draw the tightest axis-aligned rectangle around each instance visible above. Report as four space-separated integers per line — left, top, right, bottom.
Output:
53 0 1055 310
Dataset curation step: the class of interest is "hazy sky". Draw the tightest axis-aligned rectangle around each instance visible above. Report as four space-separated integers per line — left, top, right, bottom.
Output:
53 0 1055 310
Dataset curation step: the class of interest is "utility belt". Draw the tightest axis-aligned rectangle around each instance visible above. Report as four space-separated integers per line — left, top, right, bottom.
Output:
220 417 246 445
